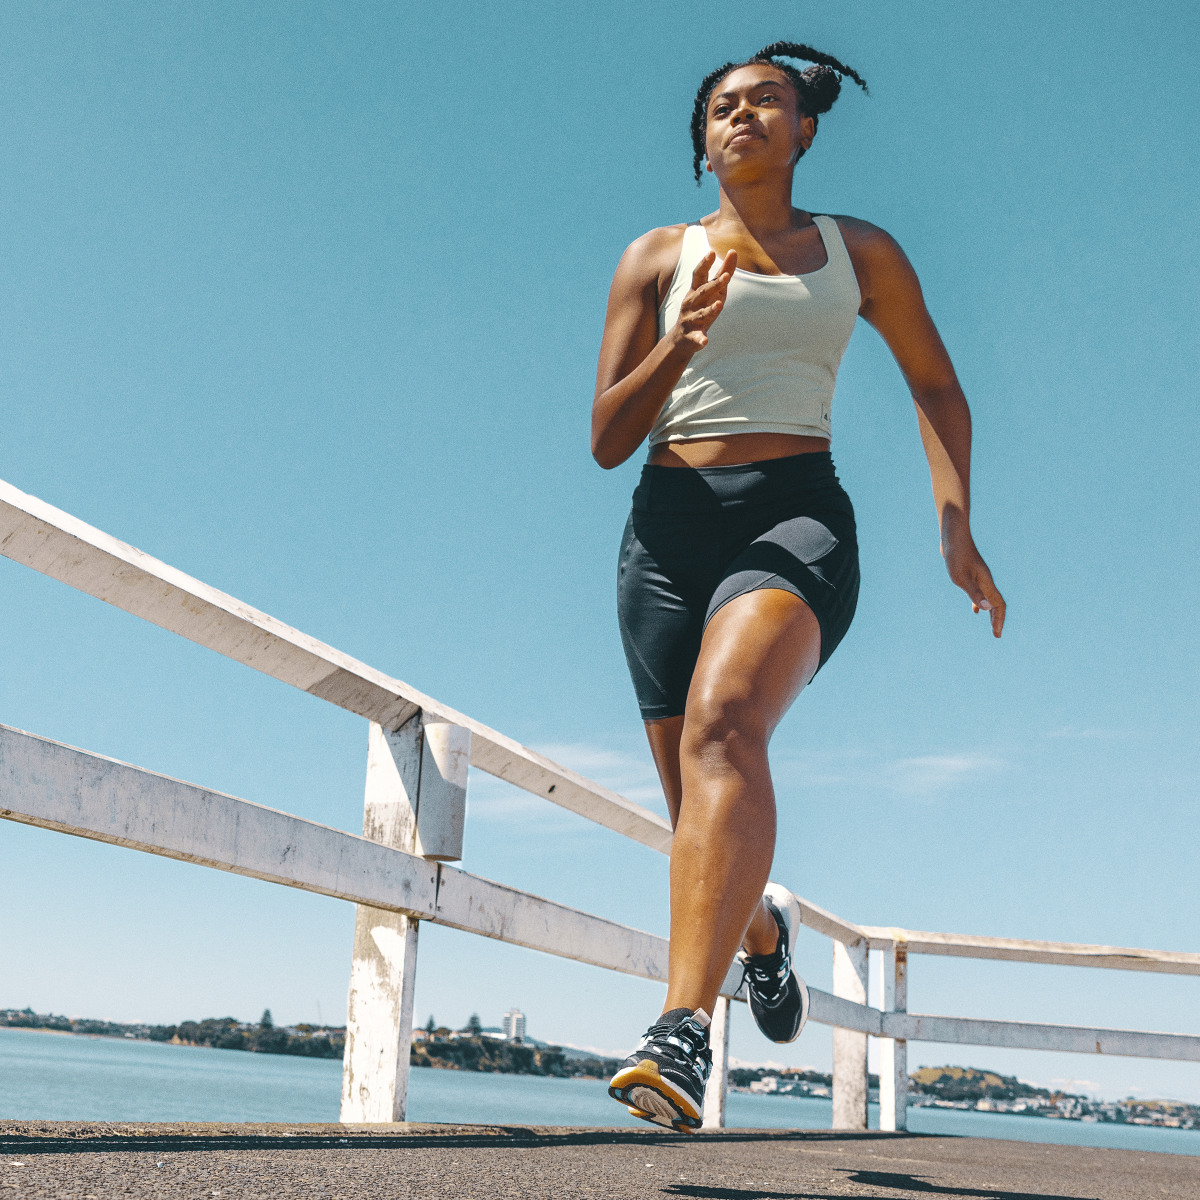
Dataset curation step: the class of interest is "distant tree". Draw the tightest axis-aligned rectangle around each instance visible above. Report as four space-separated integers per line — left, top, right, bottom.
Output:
466 1013 482 1037
260 1008 274 1030
425 1015 436 1034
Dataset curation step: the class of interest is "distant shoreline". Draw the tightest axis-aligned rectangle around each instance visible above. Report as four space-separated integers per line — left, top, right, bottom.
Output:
3 1026 78 1038
4 1020 1197 1132
0 1019 617 1080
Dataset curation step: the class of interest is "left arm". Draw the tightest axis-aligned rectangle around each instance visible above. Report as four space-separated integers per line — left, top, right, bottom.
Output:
839 217 1006 637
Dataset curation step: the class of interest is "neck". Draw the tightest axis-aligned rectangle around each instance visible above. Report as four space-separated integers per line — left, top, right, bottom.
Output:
714 171 800 237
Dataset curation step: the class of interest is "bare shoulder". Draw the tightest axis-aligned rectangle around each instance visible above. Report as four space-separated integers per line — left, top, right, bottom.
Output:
824 214 910 266
613 223 690 299
823 214 923 309
624 222 689 262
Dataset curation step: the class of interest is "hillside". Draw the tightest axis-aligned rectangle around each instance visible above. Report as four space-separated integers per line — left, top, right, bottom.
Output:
910 1066 1076 1103
412 1036 619 1079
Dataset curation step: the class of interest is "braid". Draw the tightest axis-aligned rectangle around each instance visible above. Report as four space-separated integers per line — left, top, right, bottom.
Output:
690 60 739 184
750 42 869 95
690 41 869 184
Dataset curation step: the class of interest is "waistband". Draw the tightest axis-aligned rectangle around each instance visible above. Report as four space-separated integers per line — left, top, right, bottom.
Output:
632 450 848 514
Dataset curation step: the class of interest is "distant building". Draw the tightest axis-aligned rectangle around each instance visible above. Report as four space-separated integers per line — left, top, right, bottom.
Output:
502 1008 526 1043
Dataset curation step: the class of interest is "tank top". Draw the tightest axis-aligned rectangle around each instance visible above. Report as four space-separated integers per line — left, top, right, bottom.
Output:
649 215 860 446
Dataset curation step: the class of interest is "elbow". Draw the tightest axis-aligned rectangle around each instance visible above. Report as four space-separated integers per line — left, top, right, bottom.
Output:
590 419 630 469
911 379 968 415
591 438 624 470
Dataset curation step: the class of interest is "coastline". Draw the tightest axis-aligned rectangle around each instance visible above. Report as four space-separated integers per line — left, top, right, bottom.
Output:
5 1020 1198 1133
4 1030 1200 1157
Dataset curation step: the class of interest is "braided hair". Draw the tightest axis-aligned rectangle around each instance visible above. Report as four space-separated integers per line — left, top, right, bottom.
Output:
690 41 868 183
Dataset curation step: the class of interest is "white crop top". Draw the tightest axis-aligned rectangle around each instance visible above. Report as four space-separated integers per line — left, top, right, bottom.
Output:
649 215 860 446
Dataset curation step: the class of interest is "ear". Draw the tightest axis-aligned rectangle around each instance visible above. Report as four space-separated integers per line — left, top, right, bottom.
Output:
799 113 815 151
705 158 713 174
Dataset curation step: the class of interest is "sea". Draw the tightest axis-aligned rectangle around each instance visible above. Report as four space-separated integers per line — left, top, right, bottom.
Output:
2 1027 1198 1158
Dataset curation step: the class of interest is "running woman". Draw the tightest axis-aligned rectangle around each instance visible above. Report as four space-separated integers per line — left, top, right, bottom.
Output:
592 42 1006 1131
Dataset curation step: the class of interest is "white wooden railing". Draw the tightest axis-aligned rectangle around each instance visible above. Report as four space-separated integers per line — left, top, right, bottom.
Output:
2 476 1198 1132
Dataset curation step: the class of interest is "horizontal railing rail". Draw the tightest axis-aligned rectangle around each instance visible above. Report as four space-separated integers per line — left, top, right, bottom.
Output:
5 719 1197 1072
0 722 667 986
2 474 1196 1133
857 925 1200 976
0 479 673 855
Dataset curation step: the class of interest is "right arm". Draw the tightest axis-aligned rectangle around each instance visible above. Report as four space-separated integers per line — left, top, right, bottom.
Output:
591 228 735 469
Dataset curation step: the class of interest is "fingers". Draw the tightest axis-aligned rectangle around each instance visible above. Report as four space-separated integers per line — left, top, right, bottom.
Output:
968 568 1006 639
693 270 732 302
981 578 1006 639
678 248 736 345
683 274 732 324
690 250 735 293
690 252 716 291
951 549 1006 641
678 275 730 335
691 297 727 327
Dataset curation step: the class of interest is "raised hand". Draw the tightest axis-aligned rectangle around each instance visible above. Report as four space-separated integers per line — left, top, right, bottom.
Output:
673 249 737 351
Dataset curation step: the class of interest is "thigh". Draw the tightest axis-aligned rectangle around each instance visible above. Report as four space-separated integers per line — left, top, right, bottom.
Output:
617 511 718 722
685 587 822 741
705 507 859 674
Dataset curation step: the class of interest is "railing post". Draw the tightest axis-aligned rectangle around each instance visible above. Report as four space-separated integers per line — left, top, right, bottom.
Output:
832 937 869 1130
416 720 470 862
701 995 731 1129
879 940 908 1131
340 717 426 1123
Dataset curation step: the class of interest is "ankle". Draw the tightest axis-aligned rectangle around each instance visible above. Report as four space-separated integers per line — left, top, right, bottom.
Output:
741 903 781 958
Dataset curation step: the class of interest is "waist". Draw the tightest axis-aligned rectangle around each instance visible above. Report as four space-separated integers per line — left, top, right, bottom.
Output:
648 433 829 468
632 450 851 515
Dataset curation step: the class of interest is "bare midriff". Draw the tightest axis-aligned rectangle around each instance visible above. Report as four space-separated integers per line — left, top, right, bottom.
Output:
647 432 830 468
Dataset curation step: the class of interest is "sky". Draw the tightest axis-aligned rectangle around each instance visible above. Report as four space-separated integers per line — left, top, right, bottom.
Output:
1 0 1198 1107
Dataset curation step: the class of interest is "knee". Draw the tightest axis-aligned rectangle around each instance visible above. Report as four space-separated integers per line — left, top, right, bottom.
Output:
681 685 769 768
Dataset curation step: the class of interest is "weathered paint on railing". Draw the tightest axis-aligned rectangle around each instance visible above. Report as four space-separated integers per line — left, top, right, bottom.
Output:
6 720 1198 1071
0 722 661 982
0 479 673 855
3 474 1198 1133
858 925 1200 976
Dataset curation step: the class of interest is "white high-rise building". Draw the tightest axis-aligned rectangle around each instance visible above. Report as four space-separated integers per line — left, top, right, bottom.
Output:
502 1008 526 1043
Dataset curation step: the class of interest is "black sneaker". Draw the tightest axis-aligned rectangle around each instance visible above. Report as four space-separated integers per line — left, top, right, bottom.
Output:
608 1007 712 1132
738 883 810 1043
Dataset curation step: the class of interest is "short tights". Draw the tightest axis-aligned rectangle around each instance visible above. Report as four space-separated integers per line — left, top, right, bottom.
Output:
617 451 860 721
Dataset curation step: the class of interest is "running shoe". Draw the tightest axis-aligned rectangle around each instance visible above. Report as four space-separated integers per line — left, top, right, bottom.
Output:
608 1007 712 1132
738 883 810 1043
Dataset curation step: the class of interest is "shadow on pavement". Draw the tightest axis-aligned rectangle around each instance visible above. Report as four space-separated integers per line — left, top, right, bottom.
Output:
663 1169 1101 1200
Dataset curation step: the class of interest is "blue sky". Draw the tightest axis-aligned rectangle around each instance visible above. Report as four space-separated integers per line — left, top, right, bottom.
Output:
1 0 1197 1106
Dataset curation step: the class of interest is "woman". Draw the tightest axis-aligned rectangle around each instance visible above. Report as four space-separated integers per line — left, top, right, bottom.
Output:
592 41 1006 1131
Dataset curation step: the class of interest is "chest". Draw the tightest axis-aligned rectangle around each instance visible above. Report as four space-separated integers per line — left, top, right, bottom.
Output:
705 222 829 277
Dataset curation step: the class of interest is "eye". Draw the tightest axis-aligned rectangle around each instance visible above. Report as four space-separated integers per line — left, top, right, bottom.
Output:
712 104 731 117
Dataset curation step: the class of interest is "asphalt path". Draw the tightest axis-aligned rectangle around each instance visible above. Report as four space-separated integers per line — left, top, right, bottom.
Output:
1 1122 1196 1199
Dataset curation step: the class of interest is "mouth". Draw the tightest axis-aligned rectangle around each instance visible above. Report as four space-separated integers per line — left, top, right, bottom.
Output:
726 128 763 148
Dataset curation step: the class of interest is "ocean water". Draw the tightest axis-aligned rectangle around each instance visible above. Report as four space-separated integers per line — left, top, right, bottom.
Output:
2 1028 1198 1157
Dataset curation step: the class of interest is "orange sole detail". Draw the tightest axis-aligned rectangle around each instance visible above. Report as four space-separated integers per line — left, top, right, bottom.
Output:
608 1060 702 1133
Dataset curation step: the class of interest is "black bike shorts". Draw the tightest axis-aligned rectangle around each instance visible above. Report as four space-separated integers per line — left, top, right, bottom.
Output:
617 451 860 721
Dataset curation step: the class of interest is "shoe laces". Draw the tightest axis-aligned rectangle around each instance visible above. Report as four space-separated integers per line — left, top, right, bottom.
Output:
740 913 791 1001
741 947 791 999
638 1015 712 1075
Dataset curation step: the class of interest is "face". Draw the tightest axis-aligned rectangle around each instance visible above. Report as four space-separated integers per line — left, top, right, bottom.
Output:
704 64 814 182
